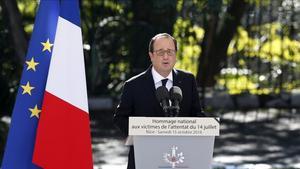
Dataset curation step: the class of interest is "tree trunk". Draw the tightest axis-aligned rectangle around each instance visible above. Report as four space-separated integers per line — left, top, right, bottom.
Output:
196 0 248 88
1 0 27 66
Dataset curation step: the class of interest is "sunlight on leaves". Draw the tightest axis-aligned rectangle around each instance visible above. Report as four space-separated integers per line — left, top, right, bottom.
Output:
173 18 203 75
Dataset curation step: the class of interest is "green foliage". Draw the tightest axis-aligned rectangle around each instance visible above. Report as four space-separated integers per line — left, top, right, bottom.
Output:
221 22 300 94
173 17 204 75
228 23 300 63
17 0 37 34
84 0 178 96
1 0 299 100
174 0 300 96
172 0 208 75
81 0 131 96
245 0 271 6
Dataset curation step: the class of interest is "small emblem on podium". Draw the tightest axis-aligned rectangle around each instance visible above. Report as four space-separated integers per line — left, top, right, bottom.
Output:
163 145 185 168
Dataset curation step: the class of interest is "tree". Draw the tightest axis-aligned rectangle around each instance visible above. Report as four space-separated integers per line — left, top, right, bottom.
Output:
196 0 248 88
0 0 28 66
84 0 177 96
127 0 177 77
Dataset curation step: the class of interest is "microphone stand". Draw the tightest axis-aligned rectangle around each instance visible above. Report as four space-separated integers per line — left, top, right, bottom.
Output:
166 105 179 117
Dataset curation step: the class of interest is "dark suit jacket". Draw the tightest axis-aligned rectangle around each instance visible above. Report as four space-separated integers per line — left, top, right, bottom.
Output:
113 66 205 169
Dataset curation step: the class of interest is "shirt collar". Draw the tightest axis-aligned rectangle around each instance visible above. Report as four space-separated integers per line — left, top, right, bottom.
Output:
151 67 173 84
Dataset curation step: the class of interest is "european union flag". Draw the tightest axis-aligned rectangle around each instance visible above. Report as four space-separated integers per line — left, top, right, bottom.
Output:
1 0 59 168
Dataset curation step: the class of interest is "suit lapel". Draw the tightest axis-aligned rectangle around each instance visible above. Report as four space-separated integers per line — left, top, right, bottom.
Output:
144 67 156 94
172 69 182 88
144 67 164 114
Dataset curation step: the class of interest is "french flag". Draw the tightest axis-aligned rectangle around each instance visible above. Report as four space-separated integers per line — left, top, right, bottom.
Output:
33 0 93 168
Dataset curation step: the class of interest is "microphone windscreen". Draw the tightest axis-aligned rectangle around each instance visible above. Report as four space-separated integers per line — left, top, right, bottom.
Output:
156 86 169 102
170 86 182 101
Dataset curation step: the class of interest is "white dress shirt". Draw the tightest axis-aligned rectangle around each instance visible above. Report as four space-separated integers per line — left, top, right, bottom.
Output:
151 67 173 90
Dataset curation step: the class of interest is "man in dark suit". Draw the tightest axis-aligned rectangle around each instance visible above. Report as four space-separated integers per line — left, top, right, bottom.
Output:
113 33 205 169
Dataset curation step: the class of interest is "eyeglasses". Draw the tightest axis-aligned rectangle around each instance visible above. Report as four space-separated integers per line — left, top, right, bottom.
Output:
153 49 176 56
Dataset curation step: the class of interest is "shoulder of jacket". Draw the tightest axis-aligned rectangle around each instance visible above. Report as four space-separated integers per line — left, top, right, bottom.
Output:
125 71 147 84
174 68 195 78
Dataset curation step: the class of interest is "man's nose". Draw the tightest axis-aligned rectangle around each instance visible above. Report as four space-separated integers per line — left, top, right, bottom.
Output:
162 52 169 58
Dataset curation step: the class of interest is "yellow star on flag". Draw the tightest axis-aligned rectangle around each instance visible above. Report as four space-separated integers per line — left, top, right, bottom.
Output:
29 105 41 118
21 81 35 95
41 38 53 52
26 57 39 71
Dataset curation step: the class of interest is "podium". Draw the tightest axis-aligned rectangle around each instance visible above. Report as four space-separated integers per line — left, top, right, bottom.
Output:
129 117 219 169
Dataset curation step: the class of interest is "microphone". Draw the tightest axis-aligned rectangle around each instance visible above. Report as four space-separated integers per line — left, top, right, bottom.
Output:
169 86 182 116
155 86 170 116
